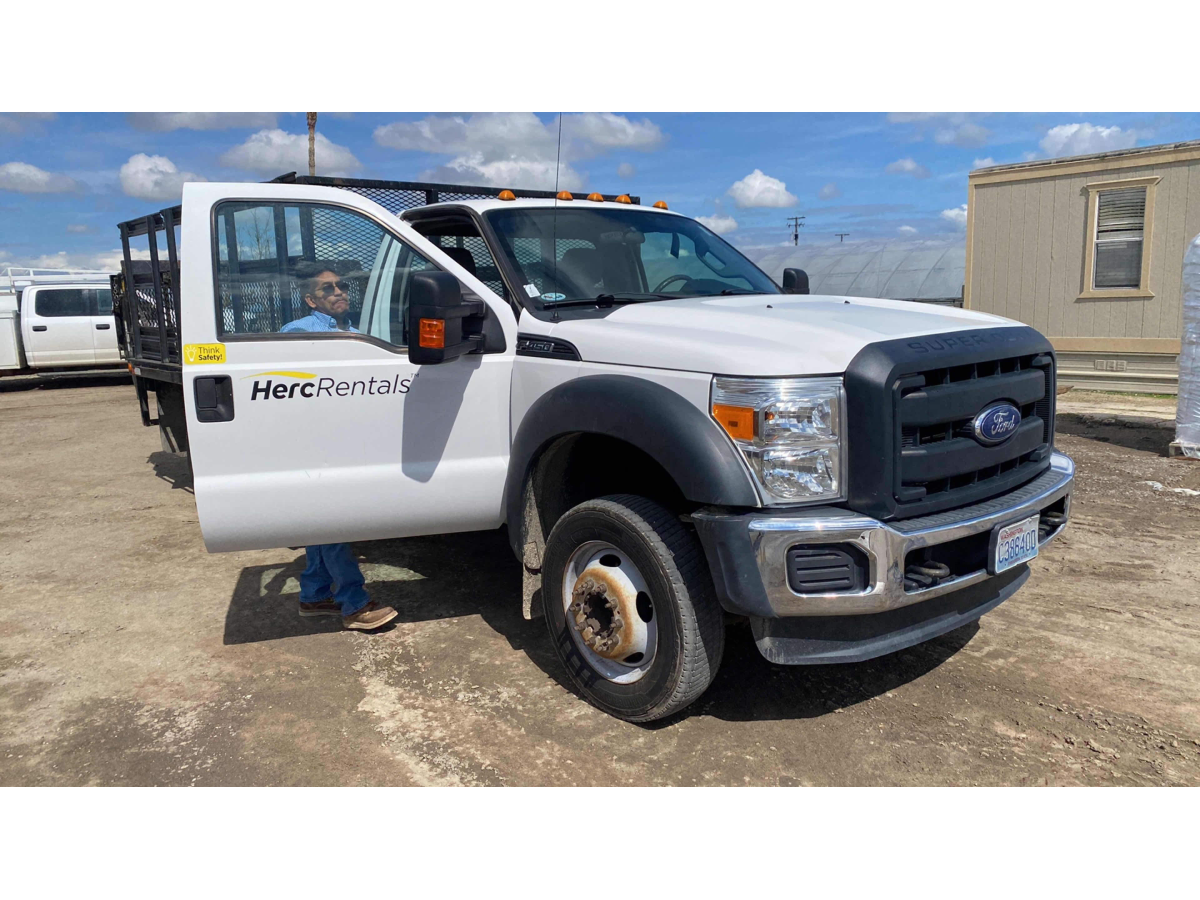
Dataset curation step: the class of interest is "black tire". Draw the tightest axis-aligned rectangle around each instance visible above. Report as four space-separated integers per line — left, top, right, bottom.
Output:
541 494 724 722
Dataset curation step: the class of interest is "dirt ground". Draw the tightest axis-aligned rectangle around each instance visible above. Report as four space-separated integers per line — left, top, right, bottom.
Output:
1 375 1198 786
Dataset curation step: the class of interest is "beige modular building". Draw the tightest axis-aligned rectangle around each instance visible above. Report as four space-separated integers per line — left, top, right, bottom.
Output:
965 139 1200 393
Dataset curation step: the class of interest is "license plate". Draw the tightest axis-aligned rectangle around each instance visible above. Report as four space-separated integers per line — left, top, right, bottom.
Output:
992 515 1040 573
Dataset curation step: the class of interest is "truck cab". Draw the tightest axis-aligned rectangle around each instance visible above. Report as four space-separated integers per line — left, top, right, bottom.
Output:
114 175 1074 722
1 268 119 375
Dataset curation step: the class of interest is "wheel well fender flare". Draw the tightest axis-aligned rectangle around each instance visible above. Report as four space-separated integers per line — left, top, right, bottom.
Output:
504 374 760 557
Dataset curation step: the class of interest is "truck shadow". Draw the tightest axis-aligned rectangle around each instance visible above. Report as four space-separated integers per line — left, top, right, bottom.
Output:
1055 413 1174 456
148 451 194 493
222 529 974 723
0 371 131 394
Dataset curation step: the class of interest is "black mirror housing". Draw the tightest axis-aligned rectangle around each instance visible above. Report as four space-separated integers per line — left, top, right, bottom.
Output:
407 271 484 365
782 268 810 295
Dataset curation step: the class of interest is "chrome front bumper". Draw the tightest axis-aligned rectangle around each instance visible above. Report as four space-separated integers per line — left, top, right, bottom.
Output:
694 451 1074 618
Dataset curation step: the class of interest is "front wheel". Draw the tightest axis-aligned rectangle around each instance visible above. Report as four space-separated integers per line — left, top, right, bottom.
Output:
541 495 725 722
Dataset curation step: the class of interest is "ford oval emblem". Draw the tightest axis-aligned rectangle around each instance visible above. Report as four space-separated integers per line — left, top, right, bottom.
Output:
972 404 1022 446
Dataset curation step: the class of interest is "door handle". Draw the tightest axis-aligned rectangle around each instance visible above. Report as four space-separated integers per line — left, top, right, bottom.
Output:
193 375 235 423
95 323 111 330
32 325 47 332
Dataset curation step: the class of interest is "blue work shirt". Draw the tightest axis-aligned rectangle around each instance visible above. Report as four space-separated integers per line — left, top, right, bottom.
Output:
280 310 359 333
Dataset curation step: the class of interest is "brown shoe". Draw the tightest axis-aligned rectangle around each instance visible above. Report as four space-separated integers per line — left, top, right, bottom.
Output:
343 601 398 631
298 597 341 617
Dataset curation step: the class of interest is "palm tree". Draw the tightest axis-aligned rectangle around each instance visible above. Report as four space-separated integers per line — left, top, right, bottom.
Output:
306 112 317 176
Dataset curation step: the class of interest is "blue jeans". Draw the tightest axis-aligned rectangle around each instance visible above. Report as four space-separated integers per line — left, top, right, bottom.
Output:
299 543 369 615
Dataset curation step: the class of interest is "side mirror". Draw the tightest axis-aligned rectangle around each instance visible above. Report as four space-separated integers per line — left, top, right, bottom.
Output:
782 268 809 295
407 271 485 365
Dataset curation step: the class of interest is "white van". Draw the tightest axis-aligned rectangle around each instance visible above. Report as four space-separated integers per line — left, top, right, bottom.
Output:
1 268 121 375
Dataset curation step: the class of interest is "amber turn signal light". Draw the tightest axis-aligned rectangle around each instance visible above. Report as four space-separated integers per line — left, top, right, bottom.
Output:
615 194 632 204
497 189 516 201
418 318 446 349
653 200 669 210
712 403 754 441
556 190 574 201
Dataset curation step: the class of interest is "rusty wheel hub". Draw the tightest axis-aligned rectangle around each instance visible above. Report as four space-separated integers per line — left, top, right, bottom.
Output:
569 572 628 658
561 542 657 684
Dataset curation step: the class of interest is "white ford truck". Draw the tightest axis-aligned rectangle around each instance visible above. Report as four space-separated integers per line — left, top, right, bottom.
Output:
1 268 121 376
112 173 1073 722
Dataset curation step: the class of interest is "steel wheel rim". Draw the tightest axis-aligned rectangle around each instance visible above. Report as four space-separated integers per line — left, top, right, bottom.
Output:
561 540 658 684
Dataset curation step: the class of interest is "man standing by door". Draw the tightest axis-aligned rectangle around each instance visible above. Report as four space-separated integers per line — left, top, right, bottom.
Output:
284 263 399 631
296 544 396 631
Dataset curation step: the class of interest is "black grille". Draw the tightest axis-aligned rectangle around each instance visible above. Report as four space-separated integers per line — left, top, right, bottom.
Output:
844 326 1057 521
894 352 1053 512
786 545 869 594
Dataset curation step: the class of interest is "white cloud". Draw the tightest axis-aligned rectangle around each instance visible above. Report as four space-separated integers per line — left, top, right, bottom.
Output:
727 169 797 209
372 112 662 191
422 156 585 191
818 182 841 201
934 122 991 148
4 247 148 271
973 157 997 168
119 154 207 201
565 113 664 153
1039 123 1138 158
66 224 91 233
941 204 968 228
885 157 931 178
220 129 361 177
898 225 918 235
0 161 79 193
889 113 992 150
128 112 278 131
696 214 738 235
617 162 636 179
0 113 56 135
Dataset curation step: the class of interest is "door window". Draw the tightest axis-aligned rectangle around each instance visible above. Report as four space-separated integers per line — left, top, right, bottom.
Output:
214 201 436 348
35 289 94 317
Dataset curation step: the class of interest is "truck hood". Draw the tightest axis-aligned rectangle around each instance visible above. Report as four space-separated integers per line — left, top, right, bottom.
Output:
527 294 1022 376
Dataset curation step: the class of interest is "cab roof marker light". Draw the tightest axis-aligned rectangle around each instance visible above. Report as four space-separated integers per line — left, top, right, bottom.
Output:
557 191 574 201
497 189 516 201
653 200 668 210
587 192 605 202
615 194 633 204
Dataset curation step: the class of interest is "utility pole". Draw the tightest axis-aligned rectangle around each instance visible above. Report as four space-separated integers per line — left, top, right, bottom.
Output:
835 233 850 242
307 112 317 176
786 216 806 246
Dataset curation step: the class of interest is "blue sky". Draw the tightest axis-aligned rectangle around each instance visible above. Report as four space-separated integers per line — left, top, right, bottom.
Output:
2 111 1197 271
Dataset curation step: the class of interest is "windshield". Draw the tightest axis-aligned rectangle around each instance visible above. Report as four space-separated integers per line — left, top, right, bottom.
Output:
485 207 780 305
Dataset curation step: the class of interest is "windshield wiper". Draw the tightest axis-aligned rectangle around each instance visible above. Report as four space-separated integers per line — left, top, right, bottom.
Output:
544 292 674 308
718 289 759 295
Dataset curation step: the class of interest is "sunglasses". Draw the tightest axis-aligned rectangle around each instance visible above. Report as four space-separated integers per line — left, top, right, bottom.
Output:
314 280 350 296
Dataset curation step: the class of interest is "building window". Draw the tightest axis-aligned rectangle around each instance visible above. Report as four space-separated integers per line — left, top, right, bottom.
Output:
1081 176 1159 299
1093 187 1145 289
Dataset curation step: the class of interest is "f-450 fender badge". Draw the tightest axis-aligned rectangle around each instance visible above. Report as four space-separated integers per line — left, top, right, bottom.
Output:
972 403 1022 445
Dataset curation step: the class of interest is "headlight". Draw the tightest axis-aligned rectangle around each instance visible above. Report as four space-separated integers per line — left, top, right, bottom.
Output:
711 376 845 505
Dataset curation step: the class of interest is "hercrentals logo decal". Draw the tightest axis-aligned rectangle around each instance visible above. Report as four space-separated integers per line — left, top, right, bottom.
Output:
243 371 415 401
